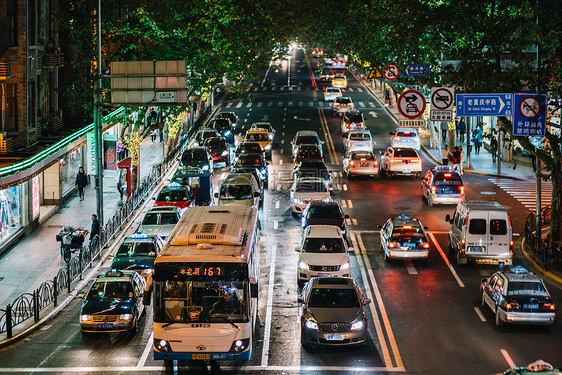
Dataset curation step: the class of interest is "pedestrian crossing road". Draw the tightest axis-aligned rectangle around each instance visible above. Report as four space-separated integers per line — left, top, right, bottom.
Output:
489 178 553 210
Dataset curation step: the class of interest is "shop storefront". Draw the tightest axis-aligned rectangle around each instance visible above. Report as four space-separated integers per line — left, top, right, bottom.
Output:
60 148 84 195
0 184 23 245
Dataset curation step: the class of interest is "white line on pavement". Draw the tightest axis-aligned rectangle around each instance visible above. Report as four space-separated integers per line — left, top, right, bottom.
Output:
137 332 154 368
279 159 283 165
275 201 280 209
261 244 277 367
352 218 358 226
343 184 348 191
274 220 278 230
347 199 353 208
474 307 487 322
501 349 517 369
236 102 243 108
404 259 417 275
428 232 465 288
342 200 347 208
281 139 285 144
0 365 406 372
346 218 352 226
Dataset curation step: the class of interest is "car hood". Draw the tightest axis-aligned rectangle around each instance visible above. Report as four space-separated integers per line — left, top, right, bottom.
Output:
293 191 330 201
81 298 138 315
218 199 256 207
300 252 349 266
111 256 155 271
138 224 176 237
305 218 344 228
307 307 361 323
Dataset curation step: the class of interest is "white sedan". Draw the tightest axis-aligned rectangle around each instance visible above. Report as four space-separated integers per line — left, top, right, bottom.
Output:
342 151 379 178
379 147 422 178
343 129 373 153
290 177 331 216
324 87 342 101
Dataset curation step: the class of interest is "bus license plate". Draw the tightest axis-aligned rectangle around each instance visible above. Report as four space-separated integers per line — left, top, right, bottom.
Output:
192 354 210 360
97 323 114 329
468 247 483 253
326 334 344 341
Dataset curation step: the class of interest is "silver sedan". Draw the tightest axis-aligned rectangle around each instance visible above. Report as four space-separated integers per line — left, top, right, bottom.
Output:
342 151 379 179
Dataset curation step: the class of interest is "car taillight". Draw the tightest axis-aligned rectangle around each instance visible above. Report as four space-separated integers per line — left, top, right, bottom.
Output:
431 186 437 194
414 137 420 141
461 239 465 252
394 136 400 141
390 158 396 163
369 142 372 147
460 186 465 194
509 240 513 252
388 242 400 248
420 242 430 249
347 142 351 147
350 161 355 167
374 161 378 166
413 158 421 163
543 303 556 311
359 122 364 127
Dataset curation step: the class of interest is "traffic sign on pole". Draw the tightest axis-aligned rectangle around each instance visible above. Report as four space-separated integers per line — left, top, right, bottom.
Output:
397 90 426 119
383 64 399 80
402 64 430 77
430 87 454 121
456 93 513 116
513 93 547 136
367 67 382 79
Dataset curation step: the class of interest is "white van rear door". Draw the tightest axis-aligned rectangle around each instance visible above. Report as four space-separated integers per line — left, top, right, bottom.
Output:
487 211 510 256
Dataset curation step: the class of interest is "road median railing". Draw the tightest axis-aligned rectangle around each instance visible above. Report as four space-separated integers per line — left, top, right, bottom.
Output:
0 103 217 345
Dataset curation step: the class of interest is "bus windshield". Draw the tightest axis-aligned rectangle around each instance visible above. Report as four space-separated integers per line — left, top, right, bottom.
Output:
154 280 249 323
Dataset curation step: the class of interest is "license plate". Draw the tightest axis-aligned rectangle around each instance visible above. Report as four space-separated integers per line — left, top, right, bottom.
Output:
97 323 114 329
402 169 411 174
317 273 332 277
468 246 483 253
355 143 363 147
359 162 369 167
524 304 539 310
405 242 416 248
326 334 344 341
192 354 210 360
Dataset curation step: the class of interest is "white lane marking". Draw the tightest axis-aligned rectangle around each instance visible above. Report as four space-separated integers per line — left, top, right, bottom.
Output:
221 172 227 179
341 200 347 208
280 149 284 154
37 330 78 368
346 218 352 226
369 102 376 107
352 218 358 226
257 102 263 107
474 307 487 322
236 102 243 108
334 184 341 191
282 132 285 136
247 102 253 108
279 159 283 165
428 232 465 288
359 102 365 107
404 260 418 275
288 101 294 106
271 86 276 91
356 87 364 92
356 232 403 368
309 101 314 106
343 184 348 191
348 87 354 92
267 101 273 107
347 199 353 208
226 102 233 108
261 244 277 367
299 101 304 107
278 101 283 106
501 349 517 369
275 201 280 209
281 139 285 144
274 220 279 230
137 332 154 368
0 365 406 372
40 325 52 330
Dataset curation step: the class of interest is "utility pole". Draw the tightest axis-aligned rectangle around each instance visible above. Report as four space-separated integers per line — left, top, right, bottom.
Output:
94 0 104 224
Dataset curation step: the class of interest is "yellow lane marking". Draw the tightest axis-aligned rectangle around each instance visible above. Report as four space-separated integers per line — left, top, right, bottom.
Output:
318 108 339 165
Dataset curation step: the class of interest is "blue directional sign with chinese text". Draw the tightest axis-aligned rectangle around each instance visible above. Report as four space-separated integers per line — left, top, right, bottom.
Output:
401 64 430 77
513 93 547 136
456 93 513 116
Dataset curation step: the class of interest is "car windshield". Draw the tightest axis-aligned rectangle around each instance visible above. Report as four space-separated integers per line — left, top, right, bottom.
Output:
296 136 319 145
87 281 134 300
220 185 254 200
237 144 262 153
254 124 272 132
434 175 463 185
246 133 268 141
199 131 215 140
322 68 333 74
350 133 370 141
205 138 227 148
308 206 342 219
296 181 327 192
237 156 264 166
351 152 375 160
116 241 156 257
507 282 549 297
348 114 363 122
326 88 339 93
298 162 327 171
393 149 418 158
211 120 229 130
182 150 206 162
157 280 248 323
157 189 191 202
396 131 417 137
302 237 345 253
308 288 360 308
391 226 425 238
336 98 352 104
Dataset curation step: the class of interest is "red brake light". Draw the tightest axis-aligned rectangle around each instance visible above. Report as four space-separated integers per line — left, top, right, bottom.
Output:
347 142 351 147
403 225 412 229
543 303 556 311
431 186 436 194
404 131 410 135
460 186 465 193
444 173 452 177
350 161 355 166
360 158 367 161
461 239 465 251
421 242 430 249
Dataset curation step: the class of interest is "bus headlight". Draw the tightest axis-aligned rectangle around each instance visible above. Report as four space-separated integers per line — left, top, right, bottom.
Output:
155 338 172 353
80 314 92 322
202 165 209 172
264 144 272 150
340 262 350 270
229 338 250 353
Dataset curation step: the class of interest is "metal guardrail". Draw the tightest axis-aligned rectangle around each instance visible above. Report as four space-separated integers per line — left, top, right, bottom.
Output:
0 104 216 338
524 207 562 271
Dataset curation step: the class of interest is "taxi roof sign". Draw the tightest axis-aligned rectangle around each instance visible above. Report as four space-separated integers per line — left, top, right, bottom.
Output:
131 232 149 239
509 265 529 274
397 214 414 221
105 270 125 277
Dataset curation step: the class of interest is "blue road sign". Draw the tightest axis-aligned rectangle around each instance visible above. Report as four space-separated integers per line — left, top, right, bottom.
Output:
456 93 513 116
513 93 547 136
401 64 430 77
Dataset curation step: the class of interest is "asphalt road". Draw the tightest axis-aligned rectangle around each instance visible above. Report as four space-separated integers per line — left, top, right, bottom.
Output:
0 48 560 375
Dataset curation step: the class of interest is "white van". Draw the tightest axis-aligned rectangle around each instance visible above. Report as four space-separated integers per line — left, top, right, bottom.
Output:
215 173 261 207
445 201 513 265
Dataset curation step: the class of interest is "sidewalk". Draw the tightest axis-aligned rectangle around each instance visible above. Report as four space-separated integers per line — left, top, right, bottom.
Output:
0 138 164 312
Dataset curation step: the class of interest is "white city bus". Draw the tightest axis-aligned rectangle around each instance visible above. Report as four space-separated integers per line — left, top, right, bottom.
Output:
145 206 260 361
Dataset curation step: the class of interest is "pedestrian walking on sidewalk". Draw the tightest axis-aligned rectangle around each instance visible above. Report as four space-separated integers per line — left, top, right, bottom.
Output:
490 136 498 163
90 214 100 245
384 88 390 106
458 119 466 142
458 146 464 175
442 145 450 165
75 166 88 201
452 146 461 174
473 127 483 155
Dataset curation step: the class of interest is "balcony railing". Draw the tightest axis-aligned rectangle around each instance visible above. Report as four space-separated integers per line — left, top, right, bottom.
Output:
0 62 12 80
41 53 64 69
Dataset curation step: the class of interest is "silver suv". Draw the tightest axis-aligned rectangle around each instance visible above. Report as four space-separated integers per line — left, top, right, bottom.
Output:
299 277 370 347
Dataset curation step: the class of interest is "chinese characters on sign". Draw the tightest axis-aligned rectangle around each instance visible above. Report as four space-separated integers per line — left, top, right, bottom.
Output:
513 93 547 136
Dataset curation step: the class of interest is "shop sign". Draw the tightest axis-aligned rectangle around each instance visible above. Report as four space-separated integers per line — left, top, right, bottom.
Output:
32 175 40 219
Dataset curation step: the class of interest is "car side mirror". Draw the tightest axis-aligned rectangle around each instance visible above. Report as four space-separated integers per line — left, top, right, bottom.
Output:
214 192 219 198
377 225 383 229
297 297 305 304
389 132 394 135
143 289 152 306
347 246 354 252
344 214 350 219
445 214 451 222
295 246 300 252
363 299 371 305
253 192 260 198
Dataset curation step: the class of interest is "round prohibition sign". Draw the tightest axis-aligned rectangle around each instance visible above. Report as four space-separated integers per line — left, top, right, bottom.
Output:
519 96 541 120
383 64 399 80
431 88 453 110
398 89 426 119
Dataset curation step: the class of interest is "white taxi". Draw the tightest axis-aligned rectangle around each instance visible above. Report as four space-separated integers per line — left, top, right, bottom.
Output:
379 147 422 178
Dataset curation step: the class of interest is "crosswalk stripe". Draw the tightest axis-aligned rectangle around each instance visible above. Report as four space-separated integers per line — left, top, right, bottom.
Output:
299 101 304 107
348 88 354 92
369 102 376 107
356 87 364 92
359 102 365 107
236 102 243 108
246 102 252 108
488 179 552 210
226 102 232 108
309 102 314 106
272 87 276 91
267 102 273 107
278 101 283 107
288 101 294 106
257 102 263 107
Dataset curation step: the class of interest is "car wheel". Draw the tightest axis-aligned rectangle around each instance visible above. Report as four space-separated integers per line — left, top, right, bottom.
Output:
297 278 305 288
481 291 487 308
131 316 139 334
495 307 504 327
428 195 433 207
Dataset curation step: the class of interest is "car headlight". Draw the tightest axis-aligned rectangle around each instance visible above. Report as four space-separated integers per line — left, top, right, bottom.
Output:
224 130 231 136
221 150 229 156
141 269 153 277
350 321 364 330
259 168 267 175
202 165 209 171
305 320 319 330
120 314 133 321
80 314 92 322
340 262 350 270
264 144 272 150
299 260 308 269
321 197 331 203
268 134 274 140
155 338 171 353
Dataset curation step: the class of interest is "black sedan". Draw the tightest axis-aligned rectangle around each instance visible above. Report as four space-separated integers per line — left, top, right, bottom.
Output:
204 137 230 166
232 153 268 182
294 160 333 188
209 118 235 143
301 201 349 235
179 147 213 173
234 142 265 161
